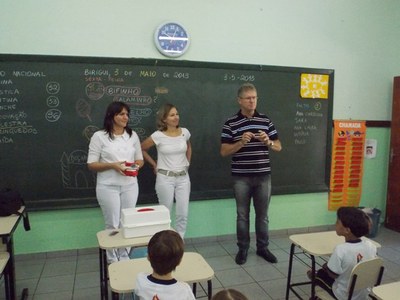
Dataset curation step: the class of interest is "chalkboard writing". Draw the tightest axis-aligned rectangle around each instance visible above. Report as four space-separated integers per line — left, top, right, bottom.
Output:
0 55 333 210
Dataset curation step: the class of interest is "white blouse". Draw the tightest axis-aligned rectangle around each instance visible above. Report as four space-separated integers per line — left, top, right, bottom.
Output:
87 130 143 185
151 128 191 172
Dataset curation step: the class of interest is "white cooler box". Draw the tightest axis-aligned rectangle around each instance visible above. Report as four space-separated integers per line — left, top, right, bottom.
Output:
121 205 171 238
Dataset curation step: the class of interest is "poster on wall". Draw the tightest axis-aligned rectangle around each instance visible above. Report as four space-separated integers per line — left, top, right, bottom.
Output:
364 139 377 159
328 120 366 211
300 73 329 99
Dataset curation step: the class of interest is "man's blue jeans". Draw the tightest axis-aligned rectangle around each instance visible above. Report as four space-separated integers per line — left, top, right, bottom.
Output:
233 175 271 251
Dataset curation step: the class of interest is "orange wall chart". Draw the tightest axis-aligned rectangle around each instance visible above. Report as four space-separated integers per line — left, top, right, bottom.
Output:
329 120 366 210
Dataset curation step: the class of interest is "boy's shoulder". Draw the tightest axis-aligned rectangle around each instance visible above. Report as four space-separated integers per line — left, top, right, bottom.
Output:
334 239 377 253
135 273 195 300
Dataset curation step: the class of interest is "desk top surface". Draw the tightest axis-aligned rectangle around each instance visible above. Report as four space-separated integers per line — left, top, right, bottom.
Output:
108 252 214 293
372 281 400 300
0 206 24 236
289 231 381 256
96 229 151 249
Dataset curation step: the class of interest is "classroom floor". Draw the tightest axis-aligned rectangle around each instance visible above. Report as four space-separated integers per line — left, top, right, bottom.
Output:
2 225 400 300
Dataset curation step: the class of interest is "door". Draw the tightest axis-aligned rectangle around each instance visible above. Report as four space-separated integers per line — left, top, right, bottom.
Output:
386 76 400 232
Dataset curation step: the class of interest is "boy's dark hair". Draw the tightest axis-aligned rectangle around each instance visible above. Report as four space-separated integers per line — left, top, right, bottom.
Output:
148 230 184 275
337 206 371 237
212 288 249 300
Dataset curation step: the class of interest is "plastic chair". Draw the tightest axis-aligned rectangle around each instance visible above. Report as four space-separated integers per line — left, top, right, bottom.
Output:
0 252 10 299
315 257 384 300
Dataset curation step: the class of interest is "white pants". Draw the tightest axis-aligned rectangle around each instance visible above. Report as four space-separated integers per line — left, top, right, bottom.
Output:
155 173 190 239
96 183 139 263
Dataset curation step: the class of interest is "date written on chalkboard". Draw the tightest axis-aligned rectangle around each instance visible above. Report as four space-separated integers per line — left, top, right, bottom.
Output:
161 71 190 80
223 73 256 82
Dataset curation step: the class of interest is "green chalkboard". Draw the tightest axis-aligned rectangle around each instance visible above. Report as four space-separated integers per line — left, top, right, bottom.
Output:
0 54 333 210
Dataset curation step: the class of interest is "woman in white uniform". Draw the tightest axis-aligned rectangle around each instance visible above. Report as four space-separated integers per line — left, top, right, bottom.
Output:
141 103 192 239
87 101 144 263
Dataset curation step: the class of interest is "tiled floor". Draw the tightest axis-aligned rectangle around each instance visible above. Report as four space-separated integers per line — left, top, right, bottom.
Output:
2 226 400 300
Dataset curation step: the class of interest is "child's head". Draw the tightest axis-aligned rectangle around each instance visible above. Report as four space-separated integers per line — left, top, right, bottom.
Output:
211 288 248 300
148 230 184 275
336 206 371 238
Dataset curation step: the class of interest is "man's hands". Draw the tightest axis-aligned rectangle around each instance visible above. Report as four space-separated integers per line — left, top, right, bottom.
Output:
241 130 270 145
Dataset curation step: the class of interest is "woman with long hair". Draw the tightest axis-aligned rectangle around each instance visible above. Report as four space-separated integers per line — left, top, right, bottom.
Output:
87 101 143 263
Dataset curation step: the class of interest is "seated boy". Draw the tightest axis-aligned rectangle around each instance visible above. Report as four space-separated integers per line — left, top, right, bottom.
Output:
134 230 195 300
308 206 377 300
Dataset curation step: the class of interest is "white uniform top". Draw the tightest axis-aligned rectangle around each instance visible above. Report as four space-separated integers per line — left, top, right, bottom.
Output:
151 128 191 172
87 130 143 185
135 272 195 300
328 239 377 300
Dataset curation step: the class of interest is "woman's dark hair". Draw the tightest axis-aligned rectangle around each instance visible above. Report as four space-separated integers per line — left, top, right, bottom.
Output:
156 103 178 131
147 230 184 275
103 101 132 139
337 206 371 238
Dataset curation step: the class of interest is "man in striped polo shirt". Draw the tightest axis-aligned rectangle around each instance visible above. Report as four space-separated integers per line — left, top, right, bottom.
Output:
220 83 282 265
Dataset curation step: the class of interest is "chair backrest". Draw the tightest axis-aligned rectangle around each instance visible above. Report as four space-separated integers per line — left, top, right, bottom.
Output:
348 257 384 298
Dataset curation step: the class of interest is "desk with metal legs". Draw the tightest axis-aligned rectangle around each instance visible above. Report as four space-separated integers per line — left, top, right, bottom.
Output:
0 207 28 300
285 231 381 300
108 252 214 300
372 281 400 300
96 230 152 300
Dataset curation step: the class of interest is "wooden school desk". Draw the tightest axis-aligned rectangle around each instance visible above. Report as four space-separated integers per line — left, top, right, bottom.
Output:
372 281 400 300
108 251 215 300
285 231 381 300
96 229 152 300
0 207 28 300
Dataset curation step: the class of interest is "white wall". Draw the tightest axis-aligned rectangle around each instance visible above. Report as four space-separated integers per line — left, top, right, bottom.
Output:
2 0 399 252
1 0 399 121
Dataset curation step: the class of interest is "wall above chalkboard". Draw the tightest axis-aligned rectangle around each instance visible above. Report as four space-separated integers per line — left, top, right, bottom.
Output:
0 54 334 211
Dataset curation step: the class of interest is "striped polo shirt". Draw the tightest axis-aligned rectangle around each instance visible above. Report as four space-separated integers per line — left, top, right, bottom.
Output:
221 110 279 176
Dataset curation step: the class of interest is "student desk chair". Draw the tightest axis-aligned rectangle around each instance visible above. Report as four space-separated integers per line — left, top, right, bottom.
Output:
315 257 384 300
0 252 10 299
0 207 29 300
285 230 381 300
96 229 152 300
108 252 214 300
372 281 400 300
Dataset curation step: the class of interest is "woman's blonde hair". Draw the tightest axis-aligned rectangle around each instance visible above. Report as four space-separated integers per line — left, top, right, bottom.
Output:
156 103 178 131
